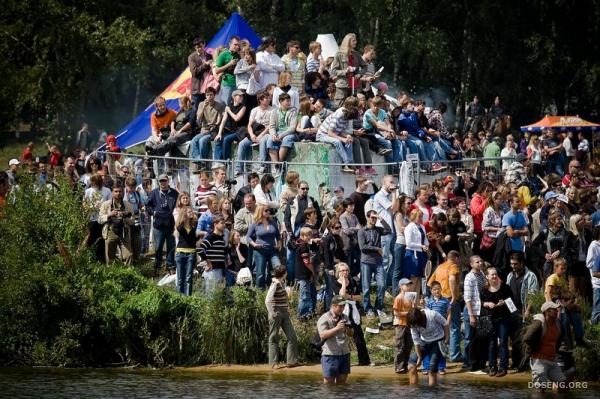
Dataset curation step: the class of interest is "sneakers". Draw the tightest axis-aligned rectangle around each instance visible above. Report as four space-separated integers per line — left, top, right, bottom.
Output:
377 148 392 156
355 167 365 175
364 167 377 175
496 369 507 377
342 166 354 174
234 170 243 177
488 367 497 377
431 163 448 172
258 166 267 173
366 310 376 319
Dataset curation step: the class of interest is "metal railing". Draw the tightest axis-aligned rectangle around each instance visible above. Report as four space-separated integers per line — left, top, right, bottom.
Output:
97 150 516 198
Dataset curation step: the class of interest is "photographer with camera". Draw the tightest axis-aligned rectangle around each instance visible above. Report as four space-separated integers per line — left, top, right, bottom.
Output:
317 295 354 384
124 177 143 265
146 174 179 273
98 182 134 265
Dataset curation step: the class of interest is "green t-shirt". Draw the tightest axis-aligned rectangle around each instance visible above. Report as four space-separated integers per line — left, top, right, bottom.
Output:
215 50 240 88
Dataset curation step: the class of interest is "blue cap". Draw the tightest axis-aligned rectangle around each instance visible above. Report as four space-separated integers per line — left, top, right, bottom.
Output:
398 278 413 286
544 191 559 201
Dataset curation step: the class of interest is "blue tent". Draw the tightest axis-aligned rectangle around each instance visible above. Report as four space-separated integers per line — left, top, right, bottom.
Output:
110 13 261 149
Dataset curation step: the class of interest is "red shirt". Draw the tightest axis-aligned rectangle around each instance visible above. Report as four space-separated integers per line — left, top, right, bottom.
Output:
22 147 33 162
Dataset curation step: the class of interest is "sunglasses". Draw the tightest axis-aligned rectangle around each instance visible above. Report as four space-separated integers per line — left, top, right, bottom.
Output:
332 225 342 229
300 187 309 191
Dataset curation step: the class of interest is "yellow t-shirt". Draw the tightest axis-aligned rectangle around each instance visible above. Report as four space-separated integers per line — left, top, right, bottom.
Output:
545 273 568 299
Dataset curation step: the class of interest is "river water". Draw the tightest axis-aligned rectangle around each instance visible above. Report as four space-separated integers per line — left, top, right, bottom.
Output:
0 368 597 398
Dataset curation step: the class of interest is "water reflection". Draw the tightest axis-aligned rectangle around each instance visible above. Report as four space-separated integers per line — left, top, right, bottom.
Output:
0 368 596 398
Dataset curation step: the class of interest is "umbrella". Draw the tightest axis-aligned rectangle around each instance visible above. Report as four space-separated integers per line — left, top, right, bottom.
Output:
520 116 600 132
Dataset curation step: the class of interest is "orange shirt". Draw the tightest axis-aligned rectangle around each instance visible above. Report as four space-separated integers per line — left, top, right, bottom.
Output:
393 293 413 326
150 109 177 134
428 260 460 299
533 322 559 361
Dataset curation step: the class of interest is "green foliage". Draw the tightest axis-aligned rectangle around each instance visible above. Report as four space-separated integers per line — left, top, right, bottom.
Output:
2 0 600 138
0 178 307 367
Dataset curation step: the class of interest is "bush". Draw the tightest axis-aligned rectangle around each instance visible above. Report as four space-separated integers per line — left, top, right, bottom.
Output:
0 177 310 367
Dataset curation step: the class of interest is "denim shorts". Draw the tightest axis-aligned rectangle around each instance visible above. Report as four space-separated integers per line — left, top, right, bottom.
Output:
409 339 443 372
321 353 351 378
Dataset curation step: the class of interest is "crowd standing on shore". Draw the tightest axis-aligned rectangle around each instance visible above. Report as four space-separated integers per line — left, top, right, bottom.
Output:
2 32 600 392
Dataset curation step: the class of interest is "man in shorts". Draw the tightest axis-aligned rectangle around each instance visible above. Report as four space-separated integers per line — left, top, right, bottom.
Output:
317 295 354 384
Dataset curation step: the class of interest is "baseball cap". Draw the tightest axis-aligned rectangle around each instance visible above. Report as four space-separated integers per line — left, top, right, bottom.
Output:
544 191 559 201
331 295 347 306
556 194 569 204
232 90 244 97
158 174 169 181
398 278 413 286
334 186 344 193
515 153 527 163
9 159 20 166
541 301 560 312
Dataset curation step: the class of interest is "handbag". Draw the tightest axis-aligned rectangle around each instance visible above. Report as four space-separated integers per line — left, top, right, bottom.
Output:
477 314 496 338
480 234 496 251
247 71 261 95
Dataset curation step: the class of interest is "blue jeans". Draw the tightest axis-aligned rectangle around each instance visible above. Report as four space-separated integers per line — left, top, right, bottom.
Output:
361 262 385 312
431 137 454 161
267 134 296 152
153 227 175 270
204 268 224 296
381 233 395 289
214 132 238 160
175 251 196 296
488 317 510 370
392 243 406 297
560 307 584 343
297 279 316 317
449 301 463 362
190 133 213 161
236 136 269 172
593 288 600 325
218 85 235 106
253 247 280 290
316 132 353 164
286 245 296 285
407 136 436 163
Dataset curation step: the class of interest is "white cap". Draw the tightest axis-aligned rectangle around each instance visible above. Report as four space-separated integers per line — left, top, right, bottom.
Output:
9 159 20 166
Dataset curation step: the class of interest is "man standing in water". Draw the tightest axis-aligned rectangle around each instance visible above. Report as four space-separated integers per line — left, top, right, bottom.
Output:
317 295 354 384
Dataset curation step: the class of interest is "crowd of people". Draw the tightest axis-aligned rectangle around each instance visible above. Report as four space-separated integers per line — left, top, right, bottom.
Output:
1 32 599 392
144 33 521 176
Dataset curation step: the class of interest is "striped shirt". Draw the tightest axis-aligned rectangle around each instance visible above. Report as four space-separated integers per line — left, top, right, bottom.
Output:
306 54 320 73
464 270 486 316
317 108 351 137
198 232 227 269
410 309 448 347
265 278 288 315
425 296 451 317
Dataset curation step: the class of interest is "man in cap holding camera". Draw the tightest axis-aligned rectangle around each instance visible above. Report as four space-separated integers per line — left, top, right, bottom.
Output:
317 295 354 384
98 182 134 264
146 174 179 273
